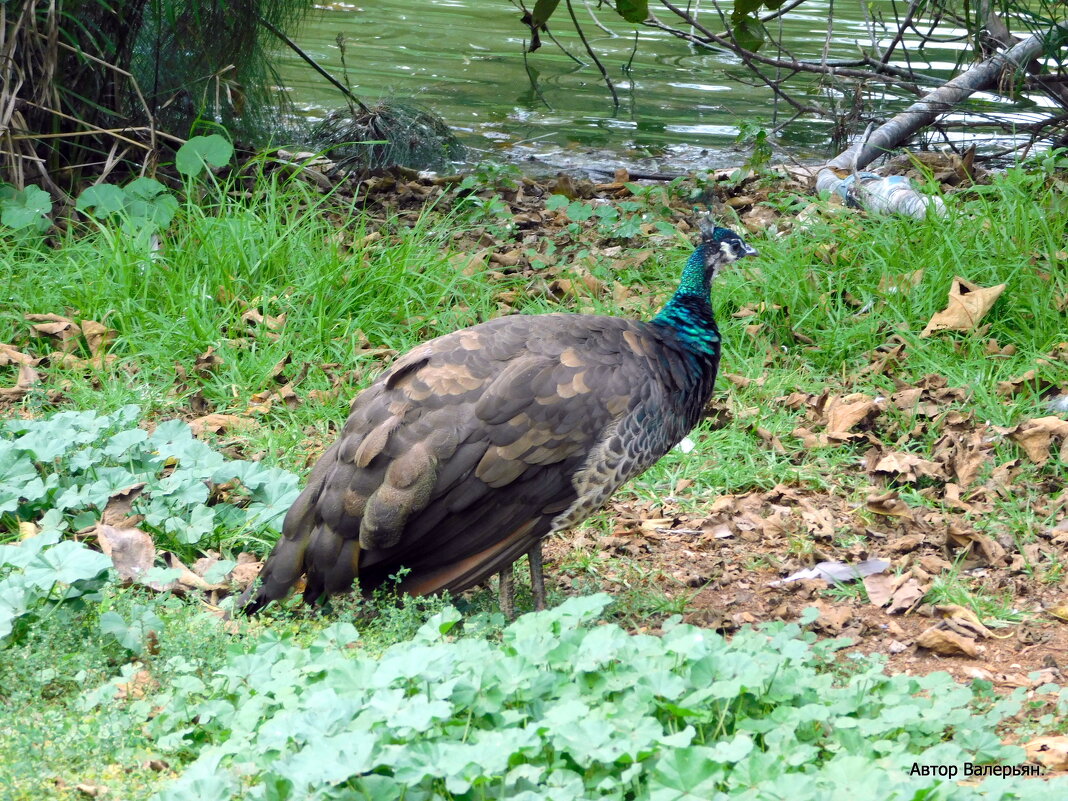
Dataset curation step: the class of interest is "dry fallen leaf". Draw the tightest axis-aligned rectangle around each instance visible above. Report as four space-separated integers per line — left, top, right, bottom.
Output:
229 559 263 591
812 601 854 634
190 413 252 437
1009 416 1068 465
96 524 156 583
165 552 226 592
114 667 159 701
863 573 895 607
0 343 37 366
915 625 978 657
865 491 913 518
26 313 81 351
886 577 926 614
825 393 879 439
80 319 116 357
945 526 1006 567
870 451 945 482
101 482 146 527
921 276 1006 337
1025 736 1068 771
0 360 41 401
935 604 993 638
194 346 224 375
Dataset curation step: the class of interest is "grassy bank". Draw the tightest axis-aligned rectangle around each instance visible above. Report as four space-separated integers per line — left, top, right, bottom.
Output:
1 157 1067 798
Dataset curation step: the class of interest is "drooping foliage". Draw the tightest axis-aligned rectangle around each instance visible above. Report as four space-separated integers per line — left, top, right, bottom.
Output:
0 0 314 190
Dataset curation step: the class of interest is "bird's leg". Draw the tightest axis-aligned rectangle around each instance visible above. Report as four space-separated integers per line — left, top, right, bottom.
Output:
528 542 546 611
498 565 516 620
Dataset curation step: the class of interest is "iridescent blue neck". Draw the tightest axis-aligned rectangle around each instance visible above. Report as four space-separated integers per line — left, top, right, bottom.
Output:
654 245 710 321
651 244 720 353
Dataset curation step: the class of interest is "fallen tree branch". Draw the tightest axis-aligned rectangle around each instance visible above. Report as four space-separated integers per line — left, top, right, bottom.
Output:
829 22 1068 170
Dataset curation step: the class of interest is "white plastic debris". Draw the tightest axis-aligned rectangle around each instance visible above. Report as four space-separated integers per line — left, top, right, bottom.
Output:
816 169 946 219
768 558 891 587
674 436 696 454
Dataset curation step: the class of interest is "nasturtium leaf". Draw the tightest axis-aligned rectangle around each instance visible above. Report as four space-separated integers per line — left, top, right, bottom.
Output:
648 746 726 800
566 201 594 222
124 176 170 200
22 539 111 588
0 185 52 231
166 504 215 545
175 135 235 178
707 733 754 763
103 427 149 459
149 418 194 447
77 184 128 217
157 470 210 507
99 607 164 653
0 580 35 641
13 427 73 462
203 558 237 585
0 448 43 513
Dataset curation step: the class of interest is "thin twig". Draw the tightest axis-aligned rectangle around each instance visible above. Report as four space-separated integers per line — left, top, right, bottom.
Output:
522 40 553 109
820 0 834 69
878 0 921 66
584 0 615 36
545 26 586 65
653 0 940 88
565 0 619 108
255 14 372 114
19 100 152 150
35 35 159 170
624 30 640 73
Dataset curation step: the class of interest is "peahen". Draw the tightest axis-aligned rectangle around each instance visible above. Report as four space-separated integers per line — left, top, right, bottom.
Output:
238 223 757 617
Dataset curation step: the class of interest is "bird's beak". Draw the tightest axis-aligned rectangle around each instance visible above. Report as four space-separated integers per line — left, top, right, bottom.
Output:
742 243 759 258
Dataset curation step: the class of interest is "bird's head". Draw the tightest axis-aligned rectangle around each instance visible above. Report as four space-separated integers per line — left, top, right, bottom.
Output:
653 221 759 332
696 221 759 281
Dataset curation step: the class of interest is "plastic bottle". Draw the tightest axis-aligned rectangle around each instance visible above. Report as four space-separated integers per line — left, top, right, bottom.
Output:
815 169 947 219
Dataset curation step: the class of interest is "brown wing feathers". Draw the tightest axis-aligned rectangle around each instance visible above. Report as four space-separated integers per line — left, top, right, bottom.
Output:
239 314 675 614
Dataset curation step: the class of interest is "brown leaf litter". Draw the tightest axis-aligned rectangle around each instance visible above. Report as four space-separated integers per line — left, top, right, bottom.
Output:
921 277 1006 336
84 483 264 601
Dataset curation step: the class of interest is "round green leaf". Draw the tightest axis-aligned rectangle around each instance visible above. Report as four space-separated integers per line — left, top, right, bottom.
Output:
76 184 128 217
1 185 52 231
175 135 235 177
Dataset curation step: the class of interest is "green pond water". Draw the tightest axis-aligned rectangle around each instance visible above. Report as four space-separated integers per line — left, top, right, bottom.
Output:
276 1 1050 172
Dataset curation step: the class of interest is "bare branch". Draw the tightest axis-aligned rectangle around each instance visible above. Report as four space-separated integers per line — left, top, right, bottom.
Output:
831 23 1068 170
565 0 619 109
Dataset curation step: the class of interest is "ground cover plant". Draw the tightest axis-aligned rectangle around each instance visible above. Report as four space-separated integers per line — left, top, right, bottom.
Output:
1 148 1067 797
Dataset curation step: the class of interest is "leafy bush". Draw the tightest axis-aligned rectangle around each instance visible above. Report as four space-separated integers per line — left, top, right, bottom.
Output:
0 406 299 645
1 405 297 545
0 529 111 643
139 595 1054 800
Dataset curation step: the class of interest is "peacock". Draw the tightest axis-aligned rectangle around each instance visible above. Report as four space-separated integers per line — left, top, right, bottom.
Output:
238 223 757 617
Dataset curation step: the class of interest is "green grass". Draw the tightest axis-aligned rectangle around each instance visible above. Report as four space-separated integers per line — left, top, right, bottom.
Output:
2 160 1068 798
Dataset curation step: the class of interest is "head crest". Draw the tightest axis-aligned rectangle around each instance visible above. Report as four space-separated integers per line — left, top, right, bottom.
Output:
697 219 736 245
